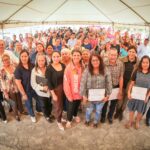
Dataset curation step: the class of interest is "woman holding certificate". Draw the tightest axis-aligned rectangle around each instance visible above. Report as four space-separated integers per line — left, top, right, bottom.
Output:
126 55 150 129
31 53 53 123
64 50 83 128
80 54 112 127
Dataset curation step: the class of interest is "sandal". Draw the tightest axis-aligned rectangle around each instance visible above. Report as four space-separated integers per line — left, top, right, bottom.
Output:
125 121 133 129
66 121 72 128
74 116 81 123
135 121 140 130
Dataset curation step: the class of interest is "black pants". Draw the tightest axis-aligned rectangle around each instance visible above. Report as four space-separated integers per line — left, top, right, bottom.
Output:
146 107 150 120
0 100 7 121
101 99 118 119
33 91 42 112
67 100 81 122
38 96 52 118
0 90 4 101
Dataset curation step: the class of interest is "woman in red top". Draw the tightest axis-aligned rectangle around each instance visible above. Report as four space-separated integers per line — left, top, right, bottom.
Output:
64 50 83 128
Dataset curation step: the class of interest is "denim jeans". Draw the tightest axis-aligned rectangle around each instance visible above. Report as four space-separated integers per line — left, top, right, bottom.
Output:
67 100 81 122
86 102 104 124
25 92 35 117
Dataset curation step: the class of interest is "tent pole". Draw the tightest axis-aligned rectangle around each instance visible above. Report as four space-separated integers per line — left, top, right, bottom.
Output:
1 23 4 39
119 0 149 25
3 0 33 24
149 25 150 40
112 22 115 32
42 0 68 23
88 0 113 23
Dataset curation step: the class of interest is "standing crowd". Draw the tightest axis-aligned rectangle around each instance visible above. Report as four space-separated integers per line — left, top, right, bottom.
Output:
0 27 150 131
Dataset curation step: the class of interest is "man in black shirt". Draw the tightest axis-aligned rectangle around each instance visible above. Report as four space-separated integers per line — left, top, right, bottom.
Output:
115 46 139 121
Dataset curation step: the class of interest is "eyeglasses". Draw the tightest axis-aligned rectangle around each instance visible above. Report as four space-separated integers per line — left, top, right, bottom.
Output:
91 59 99 62
2 58 9 62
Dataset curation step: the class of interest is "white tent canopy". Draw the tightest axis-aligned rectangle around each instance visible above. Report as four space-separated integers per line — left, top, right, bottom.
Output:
0 0 150 28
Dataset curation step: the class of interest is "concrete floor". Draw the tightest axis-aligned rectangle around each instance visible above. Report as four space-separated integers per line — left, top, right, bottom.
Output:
0 107 150 150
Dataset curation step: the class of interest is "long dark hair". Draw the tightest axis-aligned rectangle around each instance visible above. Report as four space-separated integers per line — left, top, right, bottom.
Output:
88 54 104 75
18 49 32 69
51 51 61 63
138 55 150 73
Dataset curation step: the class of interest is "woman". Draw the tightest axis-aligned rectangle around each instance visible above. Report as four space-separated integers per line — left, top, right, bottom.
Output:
15 50 36 123
30 43 45 64
61 48 71 66
126 55 150 129
13 42 22 58
100 41 111 62
61 48 72 112
46 51 65 130
64 50 83 128
80 54 112 127
46 44 53 64
1 54 24 121
31 53 52 123
115 46 139 121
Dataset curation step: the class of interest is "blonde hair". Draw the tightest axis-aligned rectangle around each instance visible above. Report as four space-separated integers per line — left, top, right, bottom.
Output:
35 53 47 71
2 54 10 61
61 48 71 54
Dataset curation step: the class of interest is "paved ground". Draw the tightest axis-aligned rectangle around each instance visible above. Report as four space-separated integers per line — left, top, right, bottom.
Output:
0 105 150 150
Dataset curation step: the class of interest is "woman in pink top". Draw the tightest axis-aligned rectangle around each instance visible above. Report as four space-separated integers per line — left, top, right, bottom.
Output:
64 50 83 128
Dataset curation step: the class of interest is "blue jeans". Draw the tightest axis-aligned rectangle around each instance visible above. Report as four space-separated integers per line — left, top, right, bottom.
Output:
86 102 104 124
25 92 35 117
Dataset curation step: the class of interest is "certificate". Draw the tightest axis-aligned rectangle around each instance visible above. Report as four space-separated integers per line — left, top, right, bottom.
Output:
88 89 105 101
109 88 119 101
131 86 147 101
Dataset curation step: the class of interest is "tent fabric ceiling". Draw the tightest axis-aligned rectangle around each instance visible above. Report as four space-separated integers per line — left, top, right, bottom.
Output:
0 0 150 27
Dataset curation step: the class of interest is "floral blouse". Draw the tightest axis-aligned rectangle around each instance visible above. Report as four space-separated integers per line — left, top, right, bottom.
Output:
0 67 18 93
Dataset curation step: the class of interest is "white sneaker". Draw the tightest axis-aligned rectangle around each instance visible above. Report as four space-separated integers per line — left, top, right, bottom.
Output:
3 120 7 124
61 118 67 123
30 116 36 123
46 117 49 120
57 122 64 131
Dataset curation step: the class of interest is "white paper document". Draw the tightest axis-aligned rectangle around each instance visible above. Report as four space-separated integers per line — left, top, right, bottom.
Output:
131 86 147 101
109 88 119 101
88 89 105 101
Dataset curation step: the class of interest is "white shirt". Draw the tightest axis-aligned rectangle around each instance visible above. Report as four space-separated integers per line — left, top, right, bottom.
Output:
31 68 50 98
137 44 150 59
0 50 19 69
67 38 77 48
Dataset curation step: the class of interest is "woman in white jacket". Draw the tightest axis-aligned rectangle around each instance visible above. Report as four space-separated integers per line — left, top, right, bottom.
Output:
31 53 52 123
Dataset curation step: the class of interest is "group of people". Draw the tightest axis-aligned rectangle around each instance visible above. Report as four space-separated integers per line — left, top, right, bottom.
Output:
0 27 150 131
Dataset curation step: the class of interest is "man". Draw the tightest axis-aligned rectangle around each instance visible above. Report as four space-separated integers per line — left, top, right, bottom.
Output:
67 33 77 48
101 48 124 124
14 42 23 58
53 38 62 52
115 46 139 121
12 34 18 47
111 39 120 54
137 38 150 59
0 39 19 68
